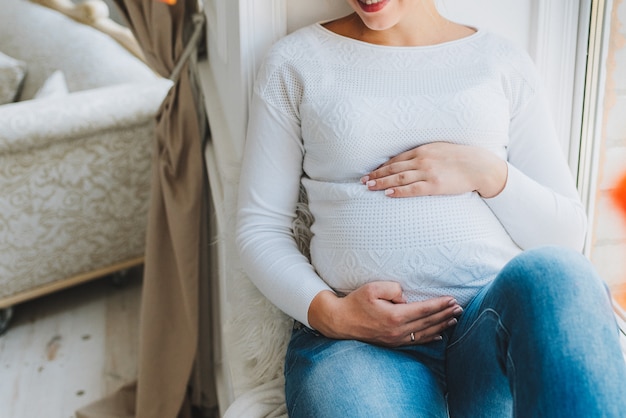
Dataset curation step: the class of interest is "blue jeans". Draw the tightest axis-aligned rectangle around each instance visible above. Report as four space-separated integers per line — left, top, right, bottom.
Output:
284 247 626 417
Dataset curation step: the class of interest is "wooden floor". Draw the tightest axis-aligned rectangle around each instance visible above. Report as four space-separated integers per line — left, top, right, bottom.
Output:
0 269 142 418
1 266 625 418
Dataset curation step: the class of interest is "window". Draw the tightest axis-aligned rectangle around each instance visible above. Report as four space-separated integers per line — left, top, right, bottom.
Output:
579 0 626 303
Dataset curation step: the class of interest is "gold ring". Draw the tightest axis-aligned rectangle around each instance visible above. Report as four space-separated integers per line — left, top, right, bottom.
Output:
410 332 415 342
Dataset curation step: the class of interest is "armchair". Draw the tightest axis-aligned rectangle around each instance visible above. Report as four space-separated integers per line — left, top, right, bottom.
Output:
0 0 173 332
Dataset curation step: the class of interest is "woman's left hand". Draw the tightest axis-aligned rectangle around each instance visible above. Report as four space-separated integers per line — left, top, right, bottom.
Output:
361 142 508 198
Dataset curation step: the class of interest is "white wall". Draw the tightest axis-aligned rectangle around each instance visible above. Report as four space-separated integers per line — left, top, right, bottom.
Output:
286 1 351 33
203 0 247 157
437 0 533 50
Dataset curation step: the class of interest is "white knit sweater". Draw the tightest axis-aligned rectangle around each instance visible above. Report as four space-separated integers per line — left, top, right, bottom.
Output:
236 23 587 328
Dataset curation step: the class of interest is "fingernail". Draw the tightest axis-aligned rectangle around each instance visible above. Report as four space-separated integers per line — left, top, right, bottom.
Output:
448 298 458 306
366 180 376 187
447 318 458 326
360 176 369 184
434 335 443 341
453 307 463 315
384 189 395 196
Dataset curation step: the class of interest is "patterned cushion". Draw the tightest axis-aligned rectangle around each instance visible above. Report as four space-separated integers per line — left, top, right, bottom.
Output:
0 51 27 105
0 0 158 101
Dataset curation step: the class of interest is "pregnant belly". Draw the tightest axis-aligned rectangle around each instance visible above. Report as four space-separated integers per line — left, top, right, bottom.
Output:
306 181 508 251
304 180 521 301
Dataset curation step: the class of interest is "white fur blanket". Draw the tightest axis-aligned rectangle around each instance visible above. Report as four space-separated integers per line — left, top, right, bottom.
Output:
218 172 312 417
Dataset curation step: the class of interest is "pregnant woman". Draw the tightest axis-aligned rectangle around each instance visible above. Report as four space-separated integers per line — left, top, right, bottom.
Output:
236 0 626 416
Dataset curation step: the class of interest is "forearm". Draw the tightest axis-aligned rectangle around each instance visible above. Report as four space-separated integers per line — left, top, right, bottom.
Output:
237 228 333 327
484 164 586 250
484 91 587 251
308 290 343 336
237 91 334 327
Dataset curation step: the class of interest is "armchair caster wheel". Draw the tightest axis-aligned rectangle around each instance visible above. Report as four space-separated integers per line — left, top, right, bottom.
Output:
0 307 14 336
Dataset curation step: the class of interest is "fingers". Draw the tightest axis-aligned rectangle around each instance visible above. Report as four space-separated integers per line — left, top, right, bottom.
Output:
361 281 406 304
360 159 440 197
361 172 435 198
312 281 463 348
392 297 463 346
375 296 462 347
403 300 463 344
364 170 425 190
361 143 507 198
378 148 420 166
382 181 435 198
401 297 461 331
363 161 423 187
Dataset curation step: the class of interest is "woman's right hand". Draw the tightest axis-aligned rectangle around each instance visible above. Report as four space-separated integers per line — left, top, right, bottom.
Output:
308 281 463 347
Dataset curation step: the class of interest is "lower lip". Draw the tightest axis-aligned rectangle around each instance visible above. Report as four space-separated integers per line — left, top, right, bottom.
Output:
357 0 390 13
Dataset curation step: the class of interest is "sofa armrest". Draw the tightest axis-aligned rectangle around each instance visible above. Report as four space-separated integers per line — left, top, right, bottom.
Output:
0 78 173 154
31 0 147 63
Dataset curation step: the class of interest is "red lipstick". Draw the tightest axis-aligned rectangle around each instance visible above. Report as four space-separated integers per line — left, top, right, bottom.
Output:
357 0 390 13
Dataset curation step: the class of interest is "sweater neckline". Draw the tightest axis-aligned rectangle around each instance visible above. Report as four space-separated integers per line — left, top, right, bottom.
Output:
314 21 483 51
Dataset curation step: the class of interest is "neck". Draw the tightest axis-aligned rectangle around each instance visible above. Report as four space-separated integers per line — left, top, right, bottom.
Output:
325 1 474 47
366 1 447 46
357 16 451 47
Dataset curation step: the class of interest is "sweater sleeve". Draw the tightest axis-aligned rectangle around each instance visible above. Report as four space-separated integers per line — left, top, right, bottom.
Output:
483 89 587 251
236 91 333 328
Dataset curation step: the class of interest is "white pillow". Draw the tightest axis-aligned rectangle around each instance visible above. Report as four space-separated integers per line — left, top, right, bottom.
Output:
0 51 27 105
33 70 69 99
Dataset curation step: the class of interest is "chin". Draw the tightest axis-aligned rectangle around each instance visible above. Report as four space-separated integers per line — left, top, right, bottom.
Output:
350 1 399 31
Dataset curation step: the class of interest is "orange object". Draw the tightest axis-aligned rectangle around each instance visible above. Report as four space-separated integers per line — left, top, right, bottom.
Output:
611 172 626 217
614 286 626 309
156 0 176 4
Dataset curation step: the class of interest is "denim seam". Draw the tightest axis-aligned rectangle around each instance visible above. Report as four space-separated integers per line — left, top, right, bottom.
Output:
447 308 519 416
447 308 499 351
496 313 516 418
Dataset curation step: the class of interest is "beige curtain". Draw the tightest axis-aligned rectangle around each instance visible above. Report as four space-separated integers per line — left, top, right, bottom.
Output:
77 0 216 417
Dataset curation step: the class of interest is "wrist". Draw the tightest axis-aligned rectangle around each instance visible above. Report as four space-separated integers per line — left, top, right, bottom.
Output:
308 290 343 337
477 158 508 198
